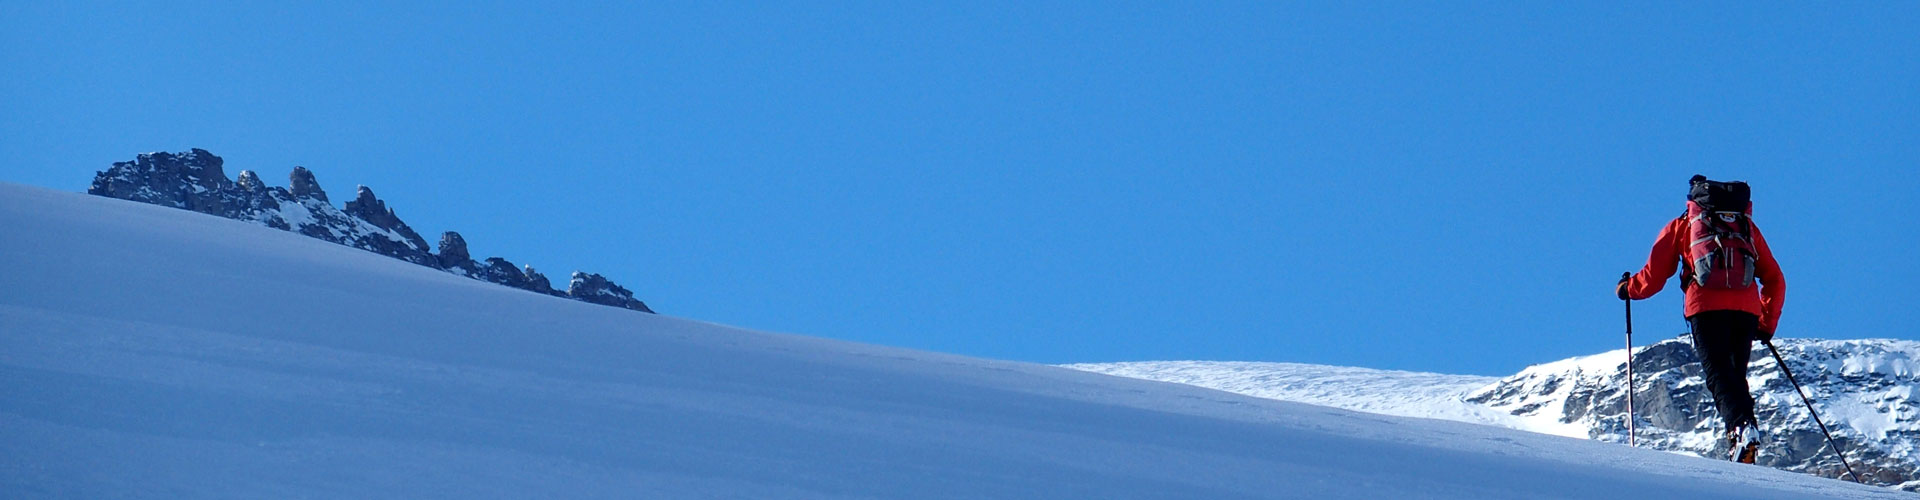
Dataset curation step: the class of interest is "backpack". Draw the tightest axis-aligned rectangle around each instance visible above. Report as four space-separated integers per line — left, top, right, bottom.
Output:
1683 176 1756 290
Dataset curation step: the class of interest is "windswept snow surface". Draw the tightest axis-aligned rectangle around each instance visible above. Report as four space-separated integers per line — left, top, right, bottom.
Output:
0 182 1900 499
1058 362 1498 422
1057 361 1589 437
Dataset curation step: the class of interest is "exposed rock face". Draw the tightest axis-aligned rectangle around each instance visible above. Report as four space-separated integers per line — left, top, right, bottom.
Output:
343 186 432 260
230 170 289 229
522 266 561 296
436 231 479 276
236 170 267 192
1466 337 1920 488
289 166 327 202
88 149 655 314
89 148 240 218
568 272 654 313
434 233 565 296
479 257 532 291
90 153 434 265
274 168 437 266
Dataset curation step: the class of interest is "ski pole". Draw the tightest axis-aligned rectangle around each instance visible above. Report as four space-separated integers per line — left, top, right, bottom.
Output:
1623 295 1634 447
1763 339 1864 483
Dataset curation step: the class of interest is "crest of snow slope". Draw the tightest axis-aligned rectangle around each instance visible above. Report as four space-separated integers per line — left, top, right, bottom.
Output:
0 182 1901 499
1059 362 1587 439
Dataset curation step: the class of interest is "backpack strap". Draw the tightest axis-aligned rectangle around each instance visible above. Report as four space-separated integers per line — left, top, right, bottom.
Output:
1675 213 1695 291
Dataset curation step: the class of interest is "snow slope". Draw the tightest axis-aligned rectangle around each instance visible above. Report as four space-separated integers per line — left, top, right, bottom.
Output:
0 182 1901 499
1058 362 1587 438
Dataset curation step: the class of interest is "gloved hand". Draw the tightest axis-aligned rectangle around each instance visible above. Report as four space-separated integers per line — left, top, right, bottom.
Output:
1616 272 1632 300
1755 327 1775 342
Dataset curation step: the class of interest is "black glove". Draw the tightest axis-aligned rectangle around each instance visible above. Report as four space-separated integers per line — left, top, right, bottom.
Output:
1616 272 1632 300
1754 328 1775 342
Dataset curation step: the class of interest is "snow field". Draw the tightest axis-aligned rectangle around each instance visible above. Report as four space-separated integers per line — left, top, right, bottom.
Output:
0 182 1902 499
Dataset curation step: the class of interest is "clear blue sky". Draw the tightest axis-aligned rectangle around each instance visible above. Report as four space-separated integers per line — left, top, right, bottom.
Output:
4 2 1915 375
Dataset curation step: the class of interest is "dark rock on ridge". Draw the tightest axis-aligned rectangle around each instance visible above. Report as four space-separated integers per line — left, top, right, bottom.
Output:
274 168 437 266
436 231 479 276
88 149 654 314
89 148 239 218
479 257 532 291
568 272 654 313
344 186 432 257
522 265 561 297
289 166 327 202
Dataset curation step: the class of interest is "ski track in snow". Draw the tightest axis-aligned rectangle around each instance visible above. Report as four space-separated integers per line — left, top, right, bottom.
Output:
0 182 1904 499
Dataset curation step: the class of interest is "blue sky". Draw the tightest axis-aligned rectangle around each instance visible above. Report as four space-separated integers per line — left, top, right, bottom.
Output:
4 2 1915 375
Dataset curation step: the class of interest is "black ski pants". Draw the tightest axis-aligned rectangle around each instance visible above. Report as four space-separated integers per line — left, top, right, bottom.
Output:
1688 310 1760 433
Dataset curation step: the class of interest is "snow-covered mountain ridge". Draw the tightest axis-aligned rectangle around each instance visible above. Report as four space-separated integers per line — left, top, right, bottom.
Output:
85 148 652 312
1069 337 1920 490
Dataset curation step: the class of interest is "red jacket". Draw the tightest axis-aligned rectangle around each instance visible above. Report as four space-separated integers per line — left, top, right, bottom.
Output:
1622 215 1786 333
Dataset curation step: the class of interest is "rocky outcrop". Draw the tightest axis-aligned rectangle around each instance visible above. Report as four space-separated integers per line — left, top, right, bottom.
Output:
88 149 655 314
478 258 526 288
289 166 327 202
344 186 432 260
432 232 569 296
89 148 241 218
522 265 560 296
1466 337 1920 488
568 272 654 313
436 231 480 276
236 169 267 192
230 170 290 229
89 154 435 265
274 169 438 266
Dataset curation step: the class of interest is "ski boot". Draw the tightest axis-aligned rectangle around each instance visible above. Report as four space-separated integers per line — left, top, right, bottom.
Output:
1727 425 1761 464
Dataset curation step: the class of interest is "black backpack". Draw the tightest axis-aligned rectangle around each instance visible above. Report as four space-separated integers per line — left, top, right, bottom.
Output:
1688 174 1750 212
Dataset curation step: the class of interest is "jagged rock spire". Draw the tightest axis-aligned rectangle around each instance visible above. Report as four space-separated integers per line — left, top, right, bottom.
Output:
236 170 267 192
343 185 431 254
289 166 327 202
349 186 382 211
437 231 473 269
341 186 394 227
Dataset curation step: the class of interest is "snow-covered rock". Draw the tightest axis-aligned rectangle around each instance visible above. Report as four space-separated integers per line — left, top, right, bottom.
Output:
568 271 654 313
1069 338 1920 490
90 152 436 266
1467 337 1920 487
86 149 648 312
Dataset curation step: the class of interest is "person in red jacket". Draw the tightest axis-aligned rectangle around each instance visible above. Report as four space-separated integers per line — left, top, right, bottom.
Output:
1617 176 1785 463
